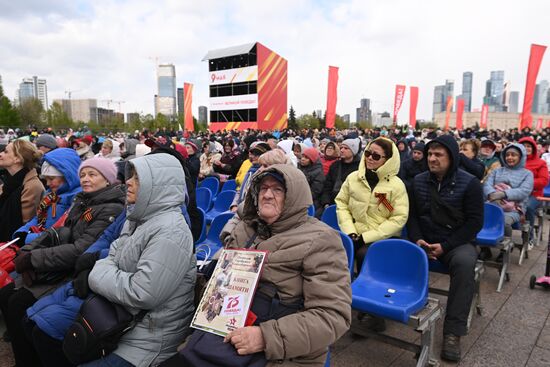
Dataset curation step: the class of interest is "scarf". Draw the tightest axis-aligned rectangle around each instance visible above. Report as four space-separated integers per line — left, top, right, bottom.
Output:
36 191 60 230
0 168 28 201
365 169 379 190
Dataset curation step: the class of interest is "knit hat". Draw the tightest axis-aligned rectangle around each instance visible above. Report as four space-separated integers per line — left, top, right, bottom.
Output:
480 139 496 151
79 157 118 185
302 147 320 163
185 141 198 153
40 161 63 177
145 135 172 149
249 142 271 156
412 142 425 152
81 135 93 146
35 134 58 150
342 138 360 156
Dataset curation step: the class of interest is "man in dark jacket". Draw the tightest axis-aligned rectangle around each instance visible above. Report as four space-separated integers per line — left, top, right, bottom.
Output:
406 135 484 363
319 138 361 214
398 142 427 190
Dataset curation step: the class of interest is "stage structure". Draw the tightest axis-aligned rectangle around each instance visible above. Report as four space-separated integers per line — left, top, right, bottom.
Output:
202 42 288 131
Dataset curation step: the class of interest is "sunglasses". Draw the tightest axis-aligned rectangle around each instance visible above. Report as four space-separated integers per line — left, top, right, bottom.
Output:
364 150 386 161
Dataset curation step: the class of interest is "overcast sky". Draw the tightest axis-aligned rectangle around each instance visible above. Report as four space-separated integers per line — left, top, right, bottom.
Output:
1 0 549 122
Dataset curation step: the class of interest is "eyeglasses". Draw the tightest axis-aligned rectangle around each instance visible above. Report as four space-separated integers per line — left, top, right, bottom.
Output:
259 185 285 196
364 150 386 161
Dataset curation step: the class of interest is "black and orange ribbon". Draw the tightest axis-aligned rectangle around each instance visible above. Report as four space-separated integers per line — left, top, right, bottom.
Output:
375 193 394 213
81 208 93 222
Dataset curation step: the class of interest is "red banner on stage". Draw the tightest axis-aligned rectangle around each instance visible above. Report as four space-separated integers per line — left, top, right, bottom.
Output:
520 44 547 129
444 96 453 131
409 86 418 128
184 83 194 131
325 66 339 129
393 85 406 123
480 104 489 129
456 98 465 130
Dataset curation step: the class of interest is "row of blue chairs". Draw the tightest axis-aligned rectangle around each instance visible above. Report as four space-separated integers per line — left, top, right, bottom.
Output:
199 177 237 200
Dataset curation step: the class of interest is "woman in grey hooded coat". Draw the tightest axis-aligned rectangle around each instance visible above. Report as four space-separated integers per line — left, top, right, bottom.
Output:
83 153 196 367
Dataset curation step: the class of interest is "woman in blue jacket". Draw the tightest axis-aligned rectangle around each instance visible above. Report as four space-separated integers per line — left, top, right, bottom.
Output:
13 148 82 245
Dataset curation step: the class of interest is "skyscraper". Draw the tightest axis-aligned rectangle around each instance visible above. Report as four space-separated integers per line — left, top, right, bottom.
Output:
462 72 473 112
154 64 176 118
17 76 48 109
433 80 454 118
484 71 505 111
509 91 519 113
356 98 371 122
534 80 549 114
198 106 208 124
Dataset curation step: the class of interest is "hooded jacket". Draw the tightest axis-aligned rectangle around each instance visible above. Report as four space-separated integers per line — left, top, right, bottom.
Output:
320 148 361 207
335 138 409 243
227 165 351 366
518 136 549 197
14 148 82 244
18 183 125 298
407 135 484 253
298 159 325 210
121 138 139 160
483 143 533 212
88 154 196 367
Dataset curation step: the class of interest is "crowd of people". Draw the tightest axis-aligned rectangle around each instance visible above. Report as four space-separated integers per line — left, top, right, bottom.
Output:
0 123 549 366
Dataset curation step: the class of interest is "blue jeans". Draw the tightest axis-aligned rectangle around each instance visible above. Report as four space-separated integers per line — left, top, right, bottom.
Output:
79 353 134 367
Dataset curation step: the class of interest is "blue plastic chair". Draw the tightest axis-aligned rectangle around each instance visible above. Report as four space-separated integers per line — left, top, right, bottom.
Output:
195 212 235 261
476 203 505 246
221 179 237 193
196 187 213 212
195 207 207 244
321 205 340 231
351 239 429 324
307 204 315 216
544 182 550 198
200 176 220 198
205 190 237 224
338 231 355 279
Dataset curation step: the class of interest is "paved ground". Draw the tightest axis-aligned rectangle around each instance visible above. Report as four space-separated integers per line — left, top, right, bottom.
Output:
1 228 549 367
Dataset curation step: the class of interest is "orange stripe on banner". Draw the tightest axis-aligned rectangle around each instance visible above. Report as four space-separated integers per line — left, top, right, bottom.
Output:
264 110 273 121
259 56 283 91
261 68 287 105
260 52 277 76
274 113 288 130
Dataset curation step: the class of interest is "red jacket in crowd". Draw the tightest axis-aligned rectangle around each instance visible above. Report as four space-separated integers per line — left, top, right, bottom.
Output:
519 136 549 197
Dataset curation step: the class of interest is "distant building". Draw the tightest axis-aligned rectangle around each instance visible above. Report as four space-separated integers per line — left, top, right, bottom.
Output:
433 79 454 118
434 111 550 130
462 72 473 112
342 114 350 125
198 105 208 124
177 87 184 115
126 113 140 124
484 70 505 112
17 76 48 109
509 91 519 113
54 98 98 123
356 98 371 122
315 109 323 119
533 80 549 114
154 64 176 118
372 112 393 127
97 108 123 126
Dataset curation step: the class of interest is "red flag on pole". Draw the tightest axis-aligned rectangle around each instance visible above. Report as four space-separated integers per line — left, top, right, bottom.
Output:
393 85 406 123
444 96 453 131
184 83 194 131
520 44 547 129
409 86 419 128
480 104 489 129
536 118 543 130
456 98 465 130
325 66 339 129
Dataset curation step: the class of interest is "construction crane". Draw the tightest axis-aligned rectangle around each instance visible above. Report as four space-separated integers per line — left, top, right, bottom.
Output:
100 99 113 110
148 56 160 65
64 89 81 100
113 100 125 113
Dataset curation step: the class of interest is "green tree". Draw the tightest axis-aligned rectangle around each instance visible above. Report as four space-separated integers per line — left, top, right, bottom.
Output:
46 102 74 130
355 120 373 130
0 86 21 127
296 114 320 129
18 97 45 128
334 114 347 129
288 105 298 130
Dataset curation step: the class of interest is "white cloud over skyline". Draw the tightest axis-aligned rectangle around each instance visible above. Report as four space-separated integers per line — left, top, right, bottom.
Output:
1 0 550 122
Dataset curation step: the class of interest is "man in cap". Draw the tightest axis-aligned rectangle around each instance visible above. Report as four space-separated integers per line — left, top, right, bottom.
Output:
406 135 484 362
320 138 361 210
35 134 58 154
398 142 427 190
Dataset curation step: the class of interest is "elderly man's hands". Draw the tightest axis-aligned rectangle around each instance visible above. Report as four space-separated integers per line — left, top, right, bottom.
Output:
224 326 265 355
417 240 443 260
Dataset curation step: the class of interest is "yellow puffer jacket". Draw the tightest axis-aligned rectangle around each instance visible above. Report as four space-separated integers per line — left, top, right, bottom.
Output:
235 158 252 188
335 138 409 243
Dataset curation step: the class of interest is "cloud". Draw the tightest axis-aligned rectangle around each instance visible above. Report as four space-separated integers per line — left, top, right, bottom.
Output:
1 0 550 122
